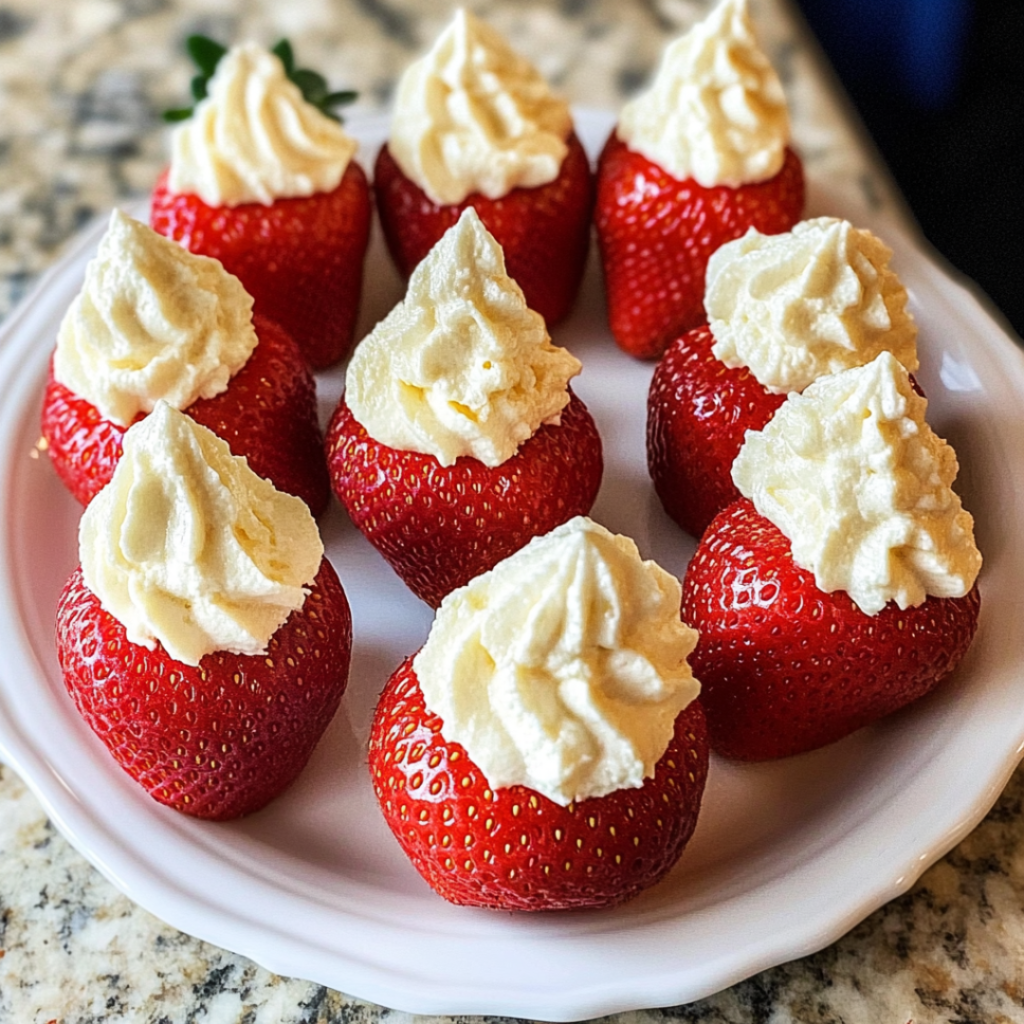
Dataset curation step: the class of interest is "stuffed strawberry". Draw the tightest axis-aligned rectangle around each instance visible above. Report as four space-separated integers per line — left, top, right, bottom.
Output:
56 404 352 820
647 324 786 538
647 219 919 537
369 517 709 910
682 354 982 761
150 37 370 369
595 0 804 359
41 211 329 515
373 9 593 326
326 209 602 607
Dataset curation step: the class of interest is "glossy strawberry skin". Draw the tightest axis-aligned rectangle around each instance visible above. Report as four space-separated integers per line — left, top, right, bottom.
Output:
150 162 372 369
55 560 352 820
369 656 709 911
647 324 786 538
373 133 594 326
41 314 330 515
595 134 804 360
682 499 982 761
325 390 603 607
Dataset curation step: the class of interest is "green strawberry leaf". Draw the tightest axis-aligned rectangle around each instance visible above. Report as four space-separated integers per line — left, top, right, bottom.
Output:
187 35 226 78
292 68 328 104
163 35 358 124
271 38 295 76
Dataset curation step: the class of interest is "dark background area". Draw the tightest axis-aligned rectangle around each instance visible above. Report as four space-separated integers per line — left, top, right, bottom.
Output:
796 0 1022 339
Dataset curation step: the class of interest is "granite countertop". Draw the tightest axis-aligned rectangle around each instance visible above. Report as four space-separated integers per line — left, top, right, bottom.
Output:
1 1 1022 1021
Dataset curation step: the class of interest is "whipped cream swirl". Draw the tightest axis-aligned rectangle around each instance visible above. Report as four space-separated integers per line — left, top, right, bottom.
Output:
80 403 323 666
414 517 701 806
54 210 257 426
617 0 790 187
169 42 357 206
345 208 580 467
389 8 572 205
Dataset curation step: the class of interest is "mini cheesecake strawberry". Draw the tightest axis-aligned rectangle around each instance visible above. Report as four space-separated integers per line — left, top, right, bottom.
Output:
326 388 602 607
43 312 329 514
326 209 602 607
373 10 592 326
369 517 709 910
58 560 351 820
370 657 707 910
595 0 804 359
647 219 921 537
683 500 980 760
647 324 786 538
375 132 592 328
40 212 329 514
150 37 370 369
682 354 983 761
56 404 352 819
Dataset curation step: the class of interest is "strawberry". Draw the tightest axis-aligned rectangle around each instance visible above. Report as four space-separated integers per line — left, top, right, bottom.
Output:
55 559 352 820
151 36 369 370
368 656 709 910
682 499 982 761
594 135 804 359
647 324 786 538
41 314 330 515
150 163 371 370
325 390 603 608
373 132 593 327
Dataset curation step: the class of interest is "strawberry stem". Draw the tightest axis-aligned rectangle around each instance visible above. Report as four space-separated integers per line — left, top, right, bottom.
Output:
163 35 357 123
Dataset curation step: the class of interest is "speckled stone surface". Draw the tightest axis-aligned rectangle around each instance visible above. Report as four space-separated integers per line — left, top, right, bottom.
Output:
1 1 1022 1022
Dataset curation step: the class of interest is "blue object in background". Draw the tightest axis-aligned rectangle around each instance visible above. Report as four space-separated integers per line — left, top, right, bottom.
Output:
800 0 973 108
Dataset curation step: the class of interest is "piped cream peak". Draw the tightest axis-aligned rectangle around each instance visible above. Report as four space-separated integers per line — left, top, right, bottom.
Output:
169 42 357 206
79 403 323 666
733 352 981 614
53 210 257 426
414 516 701 806
617 0 790 187
345 208 580 467
389 8 571 204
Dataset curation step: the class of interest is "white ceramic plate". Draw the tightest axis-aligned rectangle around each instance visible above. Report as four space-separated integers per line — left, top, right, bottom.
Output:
1 112 1022 1020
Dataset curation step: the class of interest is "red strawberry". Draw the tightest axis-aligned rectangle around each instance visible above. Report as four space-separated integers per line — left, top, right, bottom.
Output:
647 324 786 538
325 390 603 607
682 499 982 761
647 329 927 539
368 656 708 910
594 134 804 360
41 313 330 515
150 161 371 369
55 559 352 820
373 132 593 327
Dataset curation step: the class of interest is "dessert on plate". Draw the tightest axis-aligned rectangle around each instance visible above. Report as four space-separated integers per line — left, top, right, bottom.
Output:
150 37 371 369
373 8 593 326
369 516 709 910
41 210 330 514
595 0 805 359
55 403 352 819
326 208 603 607
682 352 982 760
647 217 920 536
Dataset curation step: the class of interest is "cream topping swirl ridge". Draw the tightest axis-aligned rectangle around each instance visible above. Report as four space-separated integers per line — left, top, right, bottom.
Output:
169 43 357 207
53 210 258 427
80 403 324 667
345 208 580 468
707 218 919 394
414 517 701 806
732 352 982 615
389 9 572 205
617 0 790 188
